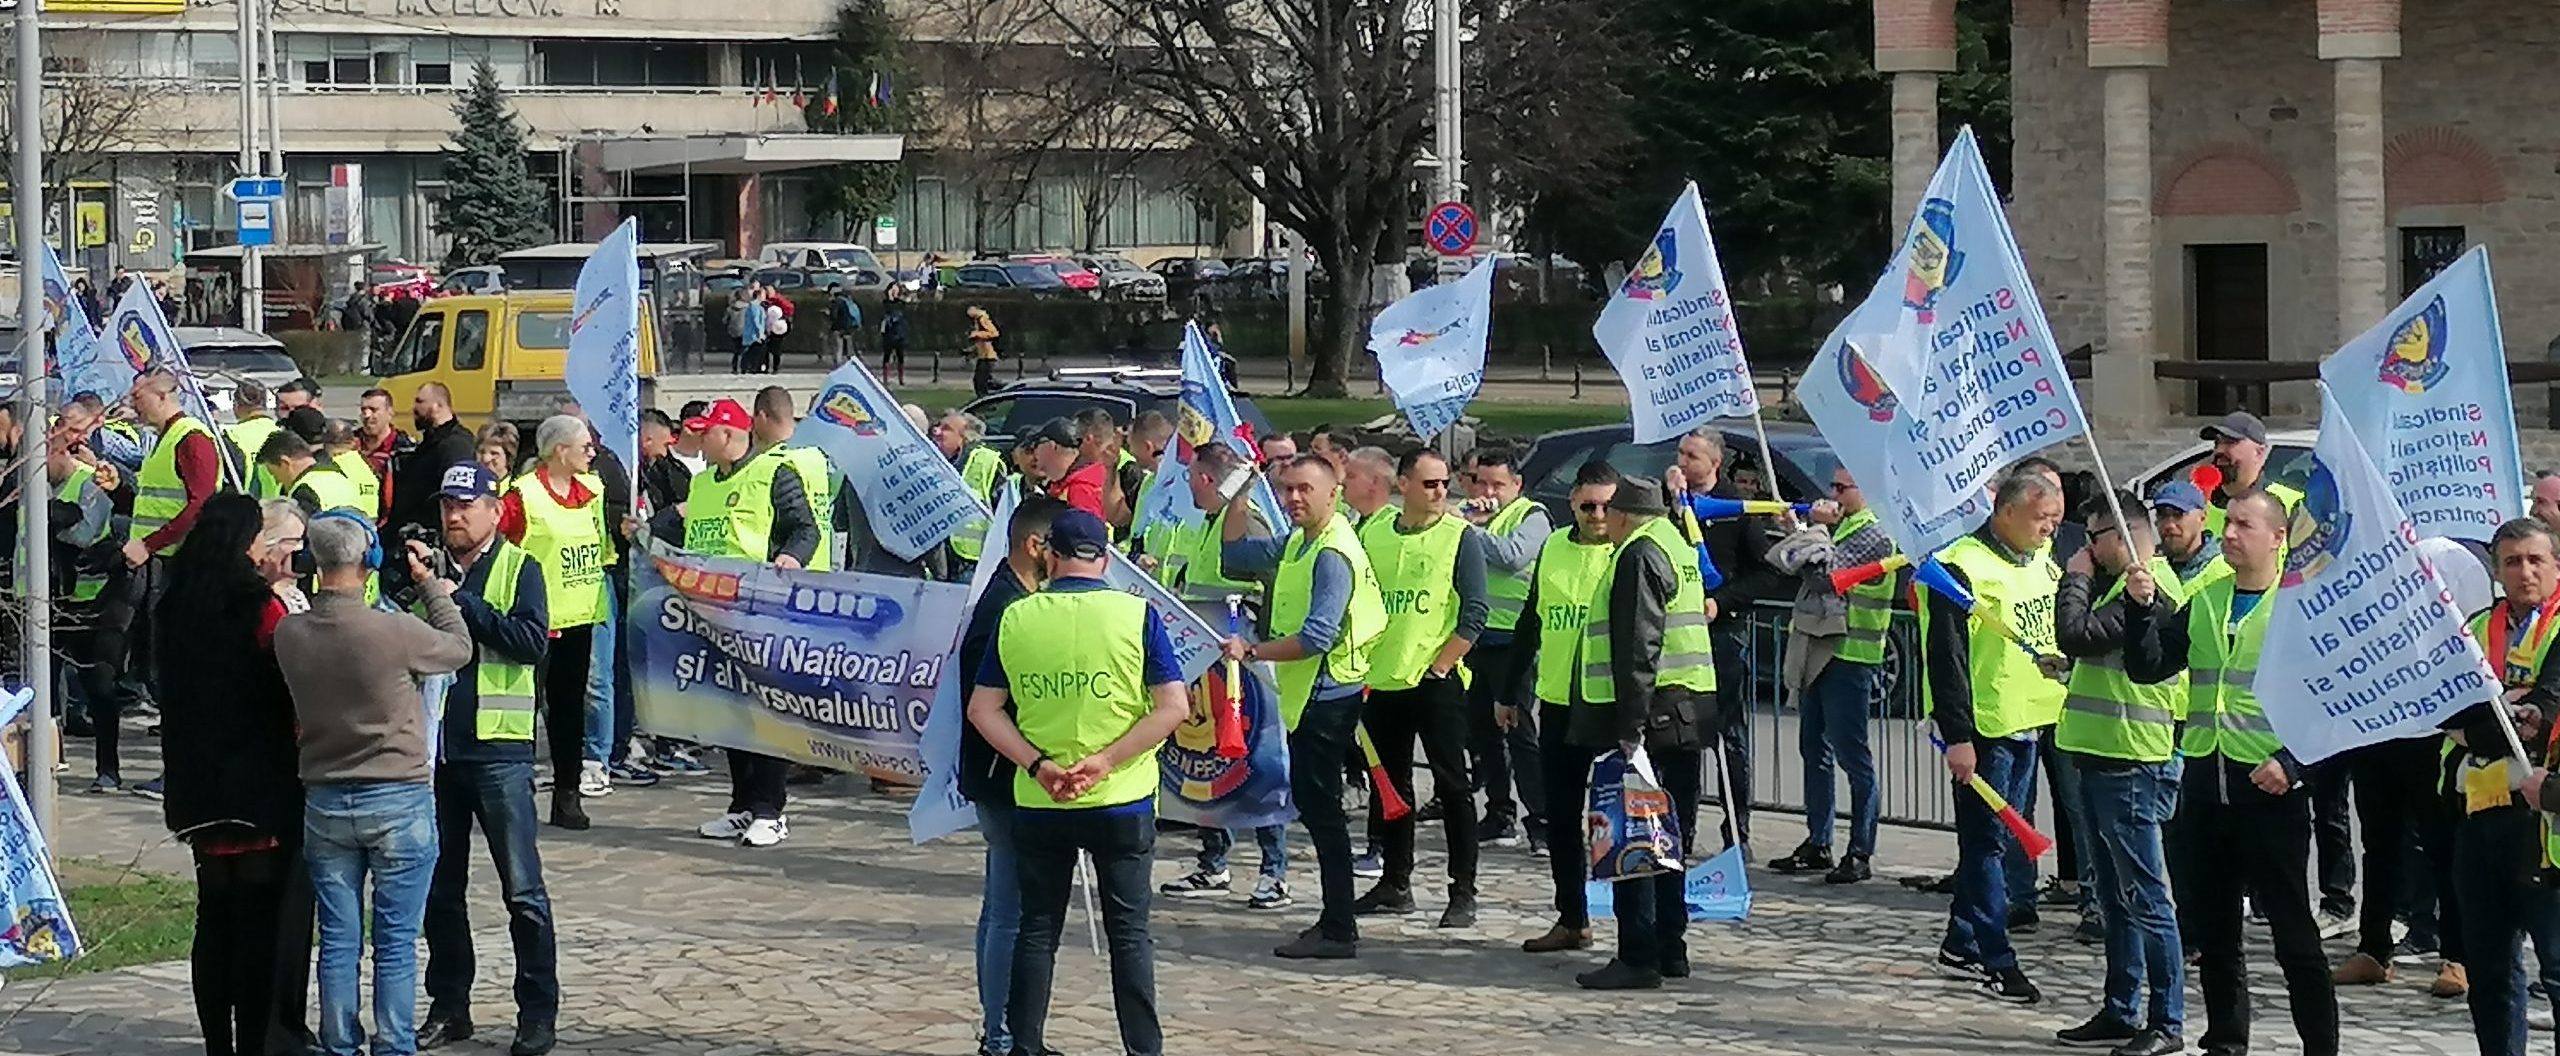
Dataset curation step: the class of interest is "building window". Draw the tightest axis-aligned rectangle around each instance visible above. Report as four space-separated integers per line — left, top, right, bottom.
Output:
2400 226 2466 297
533 41 711 88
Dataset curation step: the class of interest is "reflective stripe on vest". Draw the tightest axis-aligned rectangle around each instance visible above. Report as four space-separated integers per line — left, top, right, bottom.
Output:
55 463 106 602
784 447 836 572
129 416 213 554
998 589 1157 809
226 416 281 499
949 446 1006 562
1358 511 1471 691
1482 497 1538 632
515 470 611 629
330 450 382 519
1929 534 2065 739
1577 517 1716 703
2056 556 2188 763
2181 577 2282 764
1267 515 1386 728
682 454 781 560
1530 530 1614 705
473 543 539 741
1835 509 1896 665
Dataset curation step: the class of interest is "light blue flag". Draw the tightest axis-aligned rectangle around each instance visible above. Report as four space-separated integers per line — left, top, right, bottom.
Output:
2255 382 2495 765
1592 181 1761 442
36 243 124 404
796 357 981 562
2316 245 2522 543
1796 127 2085 557
1130 322 1283 540
908 485 1015 844
0 688 79 969
566 218 644 500
1370 255 1494 441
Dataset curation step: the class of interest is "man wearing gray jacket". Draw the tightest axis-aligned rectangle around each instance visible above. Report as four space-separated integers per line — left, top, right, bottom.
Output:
1763 467 1894 883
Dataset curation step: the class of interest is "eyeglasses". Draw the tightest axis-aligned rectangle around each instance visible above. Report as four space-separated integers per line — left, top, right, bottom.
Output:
1831 481 1859 492
1418 478 1450 490
1575 501 1606 513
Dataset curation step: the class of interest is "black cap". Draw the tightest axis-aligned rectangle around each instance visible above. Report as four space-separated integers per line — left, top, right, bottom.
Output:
2199 411 2268 446
1028 416 1081 450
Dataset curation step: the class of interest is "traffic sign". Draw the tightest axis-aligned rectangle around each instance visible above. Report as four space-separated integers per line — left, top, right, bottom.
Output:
1424 200 1477 257
224 177 285 202
237 200 275 248
873 215 898 247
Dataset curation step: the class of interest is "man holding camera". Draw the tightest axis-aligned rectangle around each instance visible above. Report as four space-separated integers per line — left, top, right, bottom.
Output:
400 464 561 1056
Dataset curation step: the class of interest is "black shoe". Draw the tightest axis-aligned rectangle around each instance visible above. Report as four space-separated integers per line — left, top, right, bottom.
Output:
1274 928 1357 960
1661 954 1691 979
1415 796 1446 822
2199 1045 2247 1056
1352 883 1416 915
549 789 590 831
1823 855 1872 884
2074 916 2107 945
1767 842 1833 874
2035 878 2079 907
416 1015 474 1050
1980 966 2042 1005
1437 892 1477 929
787 765 830 787
1527 828 1551 858
508 1021 557 1056
1933 946 1989 981
2110 1029 2185 1056
2055 1013 2138 1048
1477 815 1520 847
1575 959 1663 990
2008 903 2042 933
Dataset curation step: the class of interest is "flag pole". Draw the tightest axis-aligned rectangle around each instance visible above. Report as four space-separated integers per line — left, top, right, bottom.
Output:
1747 406 1786 506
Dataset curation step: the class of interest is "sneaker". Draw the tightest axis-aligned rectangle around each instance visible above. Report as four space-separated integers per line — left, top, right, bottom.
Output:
741 816 789 848
698 811 752 840
1575 959 1663 991
657 748 711 775
2036 878 2079 907
1823 855 1872 885
2316 907 2357 940
2008 903 2042 933
1247 878 1292 910
1352 884 1416 915
2110 1029 2185 1056
1768 842 1834 875
1159 869 1232 898
1351 850 1384 879
1437 892 1477 929
1527 829 1551 859
1415 796 1446 822
1478 815 1521 847
1934 947 1990 982
130 778 165 801
2055 1014 2139 1048
1273 927 1356 960
83 775 120 795
2073 916 2107 946
2431 961 2470 998
1522 922 1593 953
577 761 612 799
2333 951 2392 985
607 761 661 787
1981 965 2042 1005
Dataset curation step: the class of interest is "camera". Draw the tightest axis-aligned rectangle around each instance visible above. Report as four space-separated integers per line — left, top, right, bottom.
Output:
396 523 455 583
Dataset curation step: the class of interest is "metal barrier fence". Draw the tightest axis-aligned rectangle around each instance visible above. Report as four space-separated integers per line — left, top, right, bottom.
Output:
1705 601 1959 833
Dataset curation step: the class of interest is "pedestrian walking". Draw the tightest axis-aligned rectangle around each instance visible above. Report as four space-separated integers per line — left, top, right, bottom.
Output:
1506 460 1620 955
967 306 1001 396
274 512 475 1056
966 509 1190 1056
828 285 863 367
881 286 911 385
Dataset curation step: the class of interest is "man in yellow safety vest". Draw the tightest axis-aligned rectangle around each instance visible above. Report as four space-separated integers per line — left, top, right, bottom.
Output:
1501 460 1620 955
1458 447 1554 851
1764 466 1896 884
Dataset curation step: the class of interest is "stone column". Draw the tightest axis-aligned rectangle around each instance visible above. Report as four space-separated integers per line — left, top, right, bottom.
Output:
2320 0 2399 343
2089 0 2169 430
1873 0 1957 225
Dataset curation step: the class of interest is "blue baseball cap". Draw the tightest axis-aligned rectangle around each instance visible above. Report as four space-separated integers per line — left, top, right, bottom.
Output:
439 462 504 501
1044 509 1112 559
2151 481 2207 514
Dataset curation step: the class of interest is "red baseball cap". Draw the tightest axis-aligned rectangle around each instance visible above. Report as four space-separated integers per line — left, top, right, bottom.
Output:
684 398 752 433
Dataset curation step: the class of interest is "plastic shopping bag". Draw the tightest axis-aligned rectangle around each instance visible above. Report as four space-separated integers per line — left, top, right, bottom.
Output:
1586 748 1683 882
1585 842 1754 922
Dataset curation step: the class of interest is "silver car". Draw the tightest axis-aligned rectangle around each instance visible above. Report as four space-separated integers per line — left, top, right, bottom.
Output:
176 327 306 423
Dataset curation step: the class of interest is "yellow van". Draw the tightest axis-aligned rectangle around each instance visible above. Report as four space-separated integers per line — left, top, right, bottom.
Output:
372 292 661 430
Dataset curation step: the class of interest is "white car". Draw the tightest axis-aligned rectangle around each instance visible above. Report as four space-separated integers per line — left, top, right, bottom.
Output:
2125 427 2317 499
176 327 306 424
761 242 884 273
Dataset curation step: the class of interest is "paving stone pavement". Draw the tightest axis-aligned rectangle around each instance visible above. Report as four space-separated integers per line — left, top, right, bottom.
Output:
0 734 2486 1056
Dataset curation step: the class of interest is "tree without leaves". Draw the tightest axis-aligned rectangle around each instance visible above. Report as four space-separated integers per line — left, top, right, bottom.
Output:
902 0 1070 251
0 32 192 223
436 59 549 268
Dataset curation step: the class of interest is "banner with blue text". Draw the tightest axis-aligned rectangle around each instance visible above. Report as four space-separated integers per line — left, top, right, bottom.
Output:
38 243 123 404
2316 245 2522 543
2255 382 2496 765
0 689 79 969
906 486 1015 844
1592 182 1760 442
795 358 982 561
1130 322 1283 542
1098 548 1294 831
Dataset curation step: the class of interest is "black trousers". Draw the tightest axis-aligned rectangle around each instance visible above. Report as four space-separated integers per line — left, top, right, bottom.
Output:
266 827 315 1050
2168 759 2340 1056
972 358 999 396
2453 806 2556 1056
1464 639 1543 826
1291 691 1364 940
726 750 789 819
1366 676 1478 897
1539 711 1601 928
1615 745 1703 973
2347 737 2462 962
542 626 594 779
2312 757 2357 914
190 843 292 1056
1708 623 1752 847
70 570 136 778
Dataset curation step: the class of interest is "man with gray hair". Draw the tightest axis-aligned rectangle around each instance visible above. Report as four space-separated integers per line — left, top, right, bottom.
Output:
934 410 1008 568
1341 446 1398 529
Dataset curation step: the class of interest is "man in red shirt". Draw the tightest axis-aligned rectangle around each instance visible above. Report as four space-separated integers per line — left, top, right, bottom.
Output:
121 370 221 568
1028 417 1106 520
357 387 410 518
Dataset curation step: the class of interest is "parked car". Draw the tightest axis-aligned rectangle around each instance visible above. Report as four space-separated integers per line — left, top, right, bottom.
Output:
2127 429 2316 500
761 242 886 273
1147 256 1230 302
368 260 437 301
1016 255 1103 296
944 260 1079 300
372 291 662 431
960 368 1273 452
175 326 306 421
438 265 505 296
1075 252 1168 302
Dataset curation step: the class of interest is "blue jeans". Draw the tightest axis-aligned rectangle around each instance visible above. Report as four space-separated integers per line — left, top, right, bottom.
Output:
1197 825 1289 882
305 780 440 1056
1009 804 1160 1056
1799 659 1879 858
976 799 1021 1052
583 578 618 763
2046 743 2097 914
1945 736 2037 971
2006 734 2044 905
2078 758 2185 1036
422 761 558 1025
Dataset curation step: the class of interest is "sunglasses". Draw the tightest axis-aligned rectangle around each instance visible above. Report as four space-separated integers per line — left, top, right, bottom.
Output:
1575 501 1606 513
1418 478 1450 489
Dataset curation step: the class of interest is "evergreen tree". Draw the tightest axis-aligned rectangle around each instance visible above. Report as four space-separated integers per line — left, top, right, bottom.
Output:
437 59 549 268
801 0 912 238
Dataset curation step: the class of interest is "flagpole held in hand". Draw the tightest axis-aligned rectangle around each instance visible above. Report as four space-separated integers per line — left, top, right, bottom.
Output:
1930 733 2053 859
1215 594 1247 759
1356 723 1410 820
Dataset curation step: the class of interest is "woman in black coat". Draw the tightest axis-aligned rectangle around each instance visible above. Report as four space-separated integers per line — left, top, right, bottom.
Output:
156 494 309 1056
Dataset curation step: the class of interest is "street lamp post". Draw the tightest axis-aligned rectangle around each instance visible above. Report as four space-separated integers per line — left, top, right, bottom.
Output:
14 0 60 843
